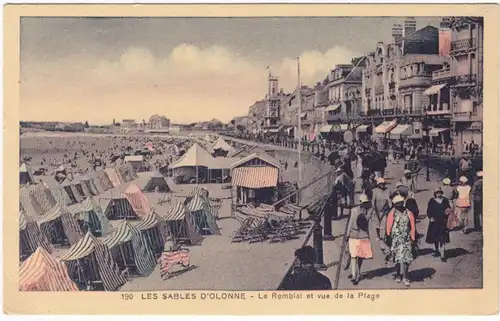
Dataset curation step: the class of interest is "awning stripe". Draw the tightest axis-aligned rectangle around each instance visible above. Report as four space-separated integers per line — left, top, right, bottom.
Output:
424 83 447 96
374 120 397 134
231 166 278 189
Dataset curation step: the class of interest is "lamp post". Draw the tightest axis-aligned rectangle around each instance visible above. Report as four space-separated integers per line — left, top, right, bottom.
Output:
423 116 430 181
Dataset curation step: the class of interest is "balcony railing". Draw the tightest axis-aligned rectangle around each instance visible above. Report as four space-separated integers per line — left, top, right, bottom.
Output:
453 111 472 122
453 73 477 85
424 104 451 115
451 38 476 52
374 85 384 94
326 113 342 122
432 68 452 82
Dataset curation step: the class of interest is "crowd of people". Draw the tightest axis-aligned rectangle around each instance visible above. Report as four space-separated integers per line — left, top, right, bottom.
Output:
279 136 483 290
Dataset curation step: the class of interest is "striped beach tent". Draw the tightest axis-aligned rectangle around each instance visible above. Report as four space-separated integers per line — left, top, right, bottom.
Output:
100 191 139 220
103 221 156 276
161 201 202 245
61 180 83 204
135 213 169 255
19 247 78 292
123 184 152 218
138 171 170 193
96 170 114 191
67 197 112 237
20 163 35 185
105 168 123 187
20 186 44 218
71 177 91 199
42 178 73 207
37 204 84 246
19 210 52 261
74 174 97 197
60 232 127 291
29 184 57 214
187 186 210 198
186 194 220 235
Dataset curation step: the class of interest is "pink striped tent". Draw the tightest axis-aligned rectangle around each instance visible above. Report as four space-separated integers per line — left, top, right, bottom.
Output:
123 184 151 217
19 247 78 291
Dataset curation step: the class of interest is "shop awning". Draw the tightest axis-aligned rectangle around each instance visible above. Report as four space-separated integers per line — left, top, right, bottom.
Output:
356 124 371 133
332 124 349 132
319 125 333 133
299 112 307 118
268 128 280 133
374 120 397 134
430 127 450 137
424 83 447 96
231 166 279 189
325 104 340 112
389 124 412 139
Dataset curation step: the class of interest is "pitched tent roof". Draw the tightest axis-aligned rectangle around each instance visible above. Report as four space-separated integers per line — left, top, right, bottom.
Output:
37 204 84 245
19 210 52 255
19 247 78 291
212 137 234 152
124 155 144 162
105 168 123 187
169 143 215 169
137 171 170 192
59 232 127 291
230 152 282 170
67 197 112 237
103 221 156 276
20 186 44 218
123 184 152 217
20 163 35 185
162 201 190 221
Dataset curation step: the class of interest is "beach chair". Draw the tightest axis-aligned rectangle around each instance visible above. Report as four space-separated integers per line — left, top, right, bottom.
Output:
158 247 191 280
231 216 254 243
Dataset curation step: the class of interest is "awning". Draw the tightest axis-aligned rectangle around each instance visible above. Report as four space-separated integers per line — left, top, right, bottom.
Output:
389 124 413 139
374 120 397 134
268 128 280 133
231 166 278 189
356 125 371 133
423 83 447 96
325 104 340 112
299 112 307 118
319 125 333 133
430 127 450 137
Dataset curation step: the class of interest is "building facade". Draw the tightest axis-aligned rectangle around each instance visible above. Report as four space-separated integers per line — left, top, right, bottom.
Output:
147 115 170 130
247 99 267 134
449 17 483 151
264 74 287 128
121 119 137 133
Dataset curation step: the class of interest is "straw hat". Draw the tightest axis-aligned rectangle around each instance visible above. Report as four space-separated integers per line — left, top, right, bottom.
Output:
433 187 444 195
359 194 370 204
404 169 412 175
459 176 468 183
376 177 386 184
477 171 483 177
392 194 405 204
395 181 404 188
442 178 451 185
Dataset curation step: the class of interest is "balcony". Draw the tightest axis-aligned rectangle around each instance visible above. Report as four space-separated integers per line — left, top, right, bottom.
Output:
432 68 452 82
265 111 280 118
451 38 476 53
374 85 384 95
453 111 472 122
424 104 451 116
453 74 477 86
399 74 432 88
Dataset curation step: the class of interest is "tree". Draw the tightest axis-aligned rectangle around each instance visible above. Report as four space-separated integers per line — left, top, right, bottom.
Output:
236 124 246 132
84 121 90 128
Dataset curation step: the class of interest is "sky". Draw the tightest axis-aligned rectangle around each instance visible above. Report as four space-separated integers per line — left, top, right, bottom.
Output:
20 17 441 125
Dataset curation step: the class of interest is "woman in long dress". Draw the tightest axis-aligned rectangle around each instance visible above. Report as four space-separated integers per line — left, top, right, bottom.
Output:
425 187 451 261
386 194 417 287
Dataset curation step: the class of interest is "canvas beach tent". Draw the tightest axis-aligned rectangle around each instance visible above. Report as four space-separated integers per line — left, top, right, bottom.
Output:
20 186 44 218
54 165 68 183
96 170 114 191
41 177 73 207
123 184 152 218
103 221 156 276
20 163 35 185
100 190 140 220
37 204 84 246
59 232 127 291
169 143 216 184
117 164 137 183
212 137 234 153
19 247 78 292
186 193 220 235
67 197 112 237
88 171 106 194
71 176 92 199
19 210 52 261
61 179 83 204
135 212 169 255
105 167 123 188
138 171 170 193
75 174 99 197
28 184 58 214
159 201 202 245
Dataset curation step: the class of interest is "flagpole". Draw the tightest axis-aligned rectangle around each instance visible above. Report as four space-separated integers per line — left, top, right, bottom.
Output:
297 57 302 189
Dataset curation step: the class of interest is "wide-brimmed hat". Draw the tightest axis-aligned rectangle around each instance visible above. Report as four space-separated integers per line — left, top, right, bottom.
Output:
359 194 370 204
392 194 405 204
433 187 444 195
335 167 343 173
459 176 468 183
477 171 483 177
376 177 386 184
395 181 405 188
442 178 451 185
404 169 412 175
